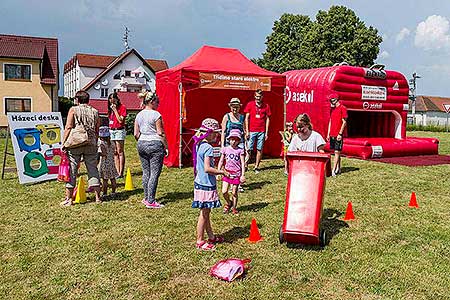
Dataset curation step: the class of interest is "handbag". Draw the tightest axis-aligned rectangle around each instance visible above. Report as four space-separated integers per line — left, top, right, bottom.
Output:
64 107 89 149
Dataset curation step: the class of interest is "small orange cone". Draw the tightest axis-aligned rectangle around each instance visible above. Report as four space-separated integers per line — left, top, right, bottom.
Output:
409 192 419 208
248 218 263 243
343 201 355 221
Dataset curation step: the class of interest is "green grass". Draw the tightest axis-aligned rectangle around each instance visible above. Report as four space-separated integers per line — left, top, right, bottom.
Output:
1 131 450 300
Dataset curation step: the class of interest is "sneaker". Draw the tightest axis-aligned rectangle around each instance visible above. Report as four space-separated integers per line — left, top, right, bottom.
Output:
207 236 225 244
254 168 260 174
231 208 239 215
223 205 230 214
331 170 337 177
141 199 152 207
238 185 244 193
196 241 216 251
147 201 165 209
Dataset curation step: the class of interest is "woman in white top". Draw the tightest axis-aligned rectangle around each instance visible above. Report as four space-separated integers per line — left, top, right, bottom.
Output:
134 91 169 209
288 113 326 153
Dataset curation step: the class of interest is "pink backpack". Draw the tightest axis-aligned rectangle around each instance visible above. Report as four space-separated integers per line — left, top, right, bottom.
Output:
209 258 251 282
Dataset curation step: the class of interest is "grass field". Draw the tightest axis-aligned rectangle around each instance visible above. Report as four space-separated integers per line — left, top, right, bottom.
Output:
1 131 449 300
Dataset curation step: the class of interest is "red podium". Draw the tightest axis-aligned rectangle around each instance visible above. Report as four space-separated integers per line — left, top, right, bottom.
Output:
279 151 330 246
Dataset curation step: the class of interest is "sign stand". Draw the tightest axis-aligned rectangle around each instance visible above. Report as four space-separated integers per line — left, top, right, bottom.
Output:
1 126 17 180
443 104 450 132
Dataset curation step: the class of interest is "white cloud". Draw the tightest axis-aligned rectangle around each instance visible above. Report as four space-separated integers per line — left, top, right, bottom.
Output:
415 15 450 50
395 28 410 43
378 50 390 60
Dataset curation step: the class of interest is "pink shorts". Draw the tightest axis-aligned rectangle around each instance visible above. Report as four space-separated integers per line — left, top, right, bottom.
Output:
223 175 240 185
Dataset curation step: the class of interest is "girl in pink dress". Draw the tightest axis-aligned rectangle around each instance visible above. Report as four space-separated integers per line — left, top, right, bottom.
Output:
218 129 246 215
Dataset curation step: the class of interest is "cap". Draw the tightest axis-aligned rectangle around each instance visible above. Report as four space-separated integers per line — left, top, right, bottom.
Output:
329 93 339 101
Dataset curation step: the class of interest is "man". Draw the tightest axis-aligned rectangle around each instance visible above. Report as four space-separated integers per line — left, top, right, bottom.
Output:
244 89 271 173
327 93 347 177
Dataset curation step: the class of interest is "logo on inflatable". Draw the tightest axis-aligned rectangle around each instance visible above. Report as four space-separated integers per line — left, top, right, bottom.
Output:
363 101 382 110
285 86 314 104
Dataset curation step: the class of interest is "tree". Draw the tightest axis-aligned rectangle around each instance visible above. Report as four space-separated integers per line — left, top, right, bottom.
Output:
255 6 383 73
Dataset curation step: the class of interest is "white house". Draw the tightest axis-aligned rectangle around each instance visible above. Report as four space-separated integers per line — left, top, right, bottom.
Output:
63 49 168 98
408 95 450 126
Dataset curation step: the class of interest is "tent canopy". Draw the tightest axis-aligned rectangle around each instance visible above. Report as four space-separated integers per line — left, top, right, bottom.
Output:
156 45 286 167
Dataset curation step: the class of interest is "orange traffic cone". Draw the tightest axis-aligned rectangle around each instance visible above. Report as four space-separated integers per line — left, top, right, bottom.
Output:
343 201 355 221
409 192 419 208
248 218 263 243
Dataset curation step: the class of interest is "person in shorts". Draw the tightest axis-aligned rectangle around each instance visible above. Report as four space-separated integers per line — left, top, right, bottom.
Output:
244 89 271 174
326 93 347 177
108 92 127 178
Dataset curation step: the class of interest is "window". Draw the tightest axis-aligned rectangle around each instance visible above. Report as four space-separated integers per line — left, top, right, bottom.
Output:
124 70 131 77
113 71 122 79
4 64 31 81
5 98 31 112
100 88 109 98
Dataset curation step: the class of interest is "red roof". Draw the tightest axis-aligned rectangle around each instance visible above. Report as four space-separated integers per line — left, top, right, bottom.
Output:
412 96 450 112
0 34 58 85
77 53 116 68
90 91 142 115
145 59 169 72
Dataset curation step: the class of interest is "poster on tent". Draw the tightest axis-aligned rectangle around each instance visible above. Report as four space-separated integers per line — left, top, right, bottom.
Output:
7 112 64 184
199 72 271 91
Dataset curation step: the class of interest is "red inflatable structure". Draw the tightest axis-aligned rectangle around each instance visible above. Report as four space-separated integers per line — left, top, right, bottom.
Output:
284 65 439 159
156 45 286 167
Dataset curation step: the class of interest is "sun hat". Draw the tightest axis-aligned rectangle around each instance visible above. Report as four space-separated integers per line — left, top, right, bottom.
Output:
99 126 110 138
229 98 241 106
227 129 242 141
199 118 221 132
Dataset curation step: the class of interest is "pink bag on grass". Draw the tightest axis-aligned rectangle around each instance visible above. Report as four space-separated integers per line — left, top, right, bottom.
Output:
209 258 251 282
57 152 70 183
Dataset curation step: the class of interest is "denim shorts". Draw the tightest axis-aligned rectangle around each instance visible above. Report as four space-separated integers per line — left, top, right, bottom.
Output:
110 129 126 141
248 132 265 151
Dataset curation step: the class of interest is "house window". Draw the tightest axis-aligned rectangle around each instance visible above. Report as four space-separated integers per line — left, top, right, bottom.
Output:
101 88 109 98
113 71 121 79
125 70 131 77
5 98 31 112
4 64 31 81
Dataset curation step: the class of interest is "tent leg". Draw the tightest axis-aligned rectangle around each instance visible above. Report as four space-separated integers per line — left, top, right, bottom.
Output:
178 82 183 169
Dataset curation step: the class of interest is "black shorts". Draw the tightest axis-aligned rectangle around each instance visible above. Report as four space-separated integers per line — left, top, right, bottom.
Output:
330 137 343 151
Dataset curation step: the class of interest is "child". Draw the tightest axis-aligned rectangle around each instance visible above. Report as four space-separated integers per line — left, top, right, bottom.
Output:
218 129 246 215
280 122 294 175
98 126 118 199
192 118 229 251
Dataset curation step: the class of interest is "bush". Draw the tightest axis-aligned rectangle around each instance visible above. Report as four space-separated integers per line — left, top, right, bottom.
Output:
58 96 74 119
125 113 136 135
407 124 449 132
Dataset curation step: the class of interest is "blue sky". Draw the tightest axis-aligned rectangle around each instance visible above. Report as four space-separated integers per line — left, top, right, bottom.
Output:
1 0 450 97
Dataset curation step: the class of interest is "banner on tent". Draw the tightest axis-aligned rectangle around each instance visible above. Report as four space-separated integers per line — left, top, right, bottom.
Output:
199 72 271 91
7 112 64 184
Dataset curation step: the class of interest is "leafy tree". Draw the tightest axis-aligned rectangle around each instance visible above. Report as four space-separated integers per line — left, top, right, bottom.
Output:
255 6 383 73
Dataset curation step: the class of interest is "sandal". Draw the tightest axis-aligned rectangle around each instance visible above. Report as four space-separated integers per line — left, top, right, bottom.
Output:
208 236 225 244
60 198 73 207
231 208 239 215
223 204 231 214
196 240 216 251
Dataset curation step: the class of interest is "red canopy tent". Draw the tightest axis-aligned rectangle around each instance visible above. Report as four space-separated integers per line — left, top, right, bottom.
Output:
156 45 286 167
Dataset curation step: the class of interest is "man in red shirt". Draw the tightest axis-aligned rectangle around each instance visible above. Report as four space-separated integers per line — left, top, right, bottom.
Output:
327 93 347 177
244 89 271 173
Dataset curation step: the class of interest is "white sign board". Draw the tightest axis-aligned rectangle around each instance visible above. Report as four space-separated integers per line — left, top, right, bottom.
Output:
361 85 387 101
7 112 64 184
443 104 450 113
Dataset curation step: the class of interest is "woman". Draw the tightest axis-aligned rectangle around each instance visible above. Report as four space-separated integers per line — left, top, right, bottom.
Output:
61 90 101 206
220 97 246 148
108 92 127 178
288 113 326 153
134 91 169 209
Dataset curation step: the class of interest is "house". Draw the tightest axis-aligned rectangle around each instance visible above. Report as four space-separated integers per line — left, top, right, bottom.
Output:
409 95 450 126
63 49 168 115
0 34 59 127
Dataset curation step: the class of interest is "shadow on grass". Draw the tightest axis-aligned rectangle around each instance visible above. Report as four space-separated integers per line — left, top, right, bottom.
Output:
244 180 271 191
340 166 360 174
282 208 349 251
259 165 284 171
221 223 265 243
239 202 269 212
159 191 192 204
110 188 144 201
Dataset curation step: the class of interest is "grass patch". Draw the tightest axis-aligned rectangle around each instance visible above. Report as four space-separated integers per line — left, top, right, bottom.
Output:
0 131 449 299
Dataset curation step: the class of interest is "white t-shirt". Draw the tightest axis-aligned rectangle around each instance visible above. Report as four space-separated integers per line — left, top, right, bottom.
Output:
288 131 326 153
135 109 162 142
